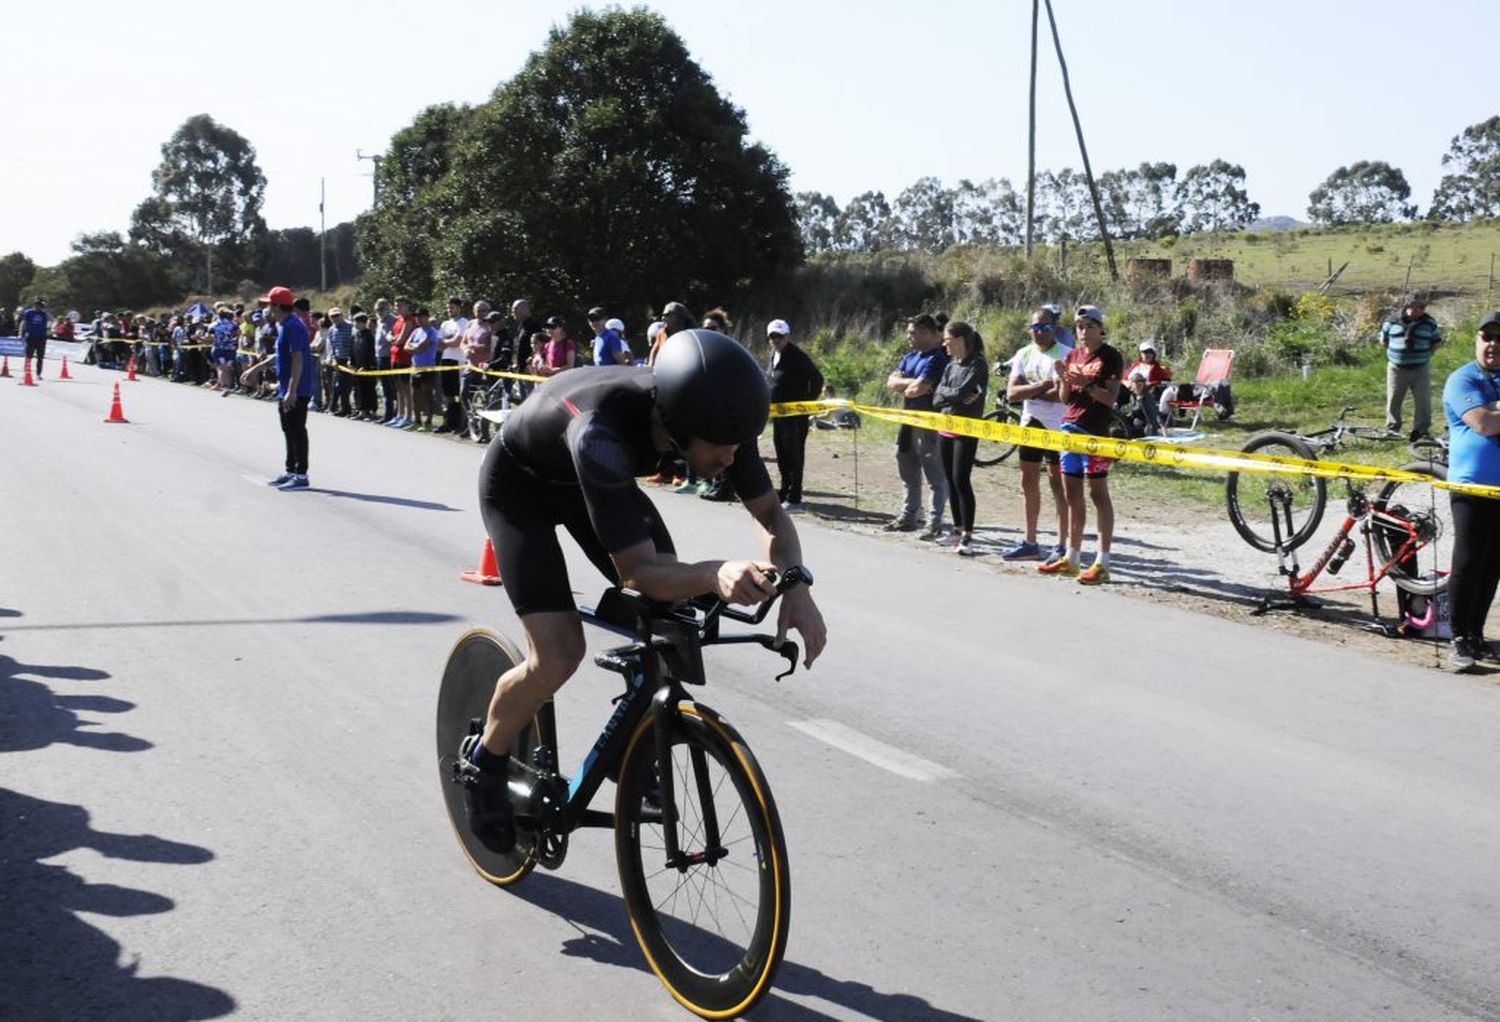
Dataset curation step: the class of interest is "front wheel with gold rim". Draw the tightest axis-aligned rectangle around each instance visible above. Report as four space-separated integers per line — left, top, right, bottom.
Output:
614 706 790 1019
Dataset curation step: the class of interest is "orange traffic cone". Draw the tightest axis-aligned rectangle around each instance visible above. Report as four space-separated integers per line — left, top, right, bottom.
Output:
103 382 130 423
460 537 503 586
0 355 10 378
126 355 138 381
20 359 36 386
59 356 72 380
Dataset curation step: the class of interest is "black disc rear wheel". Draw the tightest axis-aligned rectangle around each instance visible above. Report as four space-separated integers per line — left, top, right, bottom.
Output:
615 705 790 1019
436 629 540 886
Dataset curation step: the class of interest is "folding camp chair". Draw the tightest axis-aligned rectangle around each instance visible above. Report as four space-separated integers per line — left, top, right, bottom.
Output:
1164 348 1234 433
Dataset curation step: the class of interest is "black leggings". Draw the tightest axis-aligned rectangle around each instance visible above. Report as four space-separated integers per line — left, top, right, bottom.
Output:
1449 493 1500 641
278 396 310 474
939 434 978 534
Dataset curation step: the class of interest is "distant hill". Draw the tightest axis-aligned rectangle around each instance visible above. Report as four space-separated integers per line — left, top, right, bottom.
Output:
1247 215 1307 232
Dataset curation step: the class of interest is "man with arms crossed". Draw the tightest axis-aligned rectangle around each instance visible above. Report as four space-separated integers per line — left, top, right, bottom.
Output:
1004 308 1071 561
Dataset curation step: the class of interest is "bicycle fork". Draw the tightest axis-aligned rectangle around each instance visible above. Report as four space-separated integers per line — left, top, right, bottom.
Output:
651 688 727 872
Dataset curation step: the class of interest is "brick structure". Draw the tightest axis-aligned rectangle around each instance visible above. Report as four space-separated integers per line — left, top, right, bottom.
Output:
1187 259 1234 282
1126 258 1172 280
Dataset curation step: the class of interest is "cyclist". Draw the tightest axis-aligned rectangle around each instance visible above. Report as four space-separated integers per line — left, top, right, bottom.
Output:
458 329 829 851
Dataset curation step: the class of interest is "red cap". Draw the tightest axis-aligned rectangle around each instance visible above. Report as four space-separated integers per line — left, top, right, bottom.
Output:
260 285 294 306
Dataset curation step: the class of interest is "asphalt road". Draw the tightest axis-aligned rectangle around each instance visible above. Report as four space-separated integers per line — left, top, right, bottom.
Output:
4 351 1499 1021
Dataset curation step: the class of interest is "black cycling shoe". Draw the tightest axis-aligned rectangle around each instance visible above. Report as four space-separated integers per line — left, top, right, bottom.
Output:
456 737 516 853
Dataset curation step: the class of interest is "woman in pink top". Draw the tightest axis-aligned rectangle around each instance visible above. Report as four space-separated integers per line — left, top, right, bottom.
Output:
541 316 575 375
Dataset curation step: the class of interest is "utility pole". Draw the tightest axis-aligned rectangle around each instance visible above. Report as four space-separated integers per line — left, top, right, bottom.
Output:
1025 0 1039 259
319 178 327 293
356 149 384 207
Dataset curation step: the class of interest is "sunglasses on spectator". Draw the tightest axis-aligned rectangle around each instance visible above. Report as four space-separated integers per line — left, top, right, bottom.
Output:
1028 324 1053 333
1482 330 1500 342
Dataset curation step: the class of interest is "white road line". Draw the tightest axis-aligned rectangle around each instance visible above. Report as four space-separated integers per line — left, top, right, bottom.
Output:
787 719 959 782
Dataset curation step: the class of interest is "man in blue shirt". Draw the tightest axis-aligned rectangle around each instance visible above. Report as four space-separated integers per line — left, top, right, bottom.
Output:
19 297 49 379
1382 292 1444 440
261 286 315 490
1441 311 1500 670
884 313 950 535
588 307 630 366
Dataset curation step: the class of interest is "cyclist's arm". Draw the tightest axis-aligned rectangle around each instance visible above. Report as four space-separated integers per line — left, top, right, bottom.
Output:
612 542 773 606
742 490 827 665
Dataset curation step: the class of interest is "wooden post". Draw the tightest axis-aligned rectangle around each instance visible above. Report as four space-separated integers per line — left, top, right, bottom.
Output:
1490 252 1495 297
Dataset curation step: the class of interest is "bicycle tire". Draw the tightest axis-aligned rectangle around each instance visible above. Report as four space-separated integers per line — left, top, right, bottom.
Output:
466 381 507 440
1225 432 1327 553
1372 461 1451 597
615 704 790 1020
974 406 1019 467
436 628 540 886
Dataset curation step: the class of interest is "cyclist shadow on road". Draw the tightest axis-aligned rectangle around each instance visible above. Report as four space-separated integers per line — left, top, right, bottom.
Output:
510 873 984 1021
0 786 235 1020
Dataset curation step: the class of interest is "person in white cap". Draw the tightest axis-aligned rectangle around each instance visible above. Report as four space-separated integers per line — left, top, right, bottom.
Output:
764 319 823 511
1121 338 1172 436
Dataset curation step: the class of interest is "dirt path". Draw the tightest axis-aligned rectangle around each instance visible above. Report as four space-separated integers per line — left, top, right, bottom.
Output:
783 426 1485 675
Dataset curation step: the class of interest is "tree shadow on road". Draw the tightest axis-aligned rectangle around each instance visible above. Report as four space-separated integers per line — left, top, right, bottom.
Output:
0 610 462 634
506 872 984 1021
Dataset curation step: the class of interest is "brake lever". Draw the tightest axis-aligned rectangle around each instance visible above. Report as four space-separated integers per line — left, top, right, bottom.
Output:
770 640 799 682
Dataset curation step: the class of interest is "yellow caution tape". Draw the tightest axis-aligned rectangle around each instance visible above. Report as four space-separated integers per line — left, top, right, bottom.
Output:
769 399 1500 499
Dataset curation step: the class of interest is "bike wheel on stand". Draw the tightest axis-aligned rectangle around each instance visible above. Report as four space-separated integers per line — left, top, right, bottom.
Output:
436 628 543 886
1226 432 1328 553
1373 461 1452 597
974 406 1020 467
615 704 790 1019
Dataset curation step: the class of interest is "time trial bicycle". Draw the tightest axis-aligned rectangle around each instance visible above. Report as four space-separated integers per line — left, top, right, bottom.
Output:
437 567 811 1019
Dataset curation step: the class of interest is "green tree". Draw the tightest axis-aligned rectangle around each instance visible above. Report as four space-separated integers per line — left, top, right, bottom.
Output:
1117 162 1181 239
1429 115 1500 222
30 233 177 315
794 192 840 255
951 178 1023 246
376 9 800 320
129 114 268 292
1177 160 1260 233
831 191 892 253
0 252 37 311
1306 160 1416 225
355 102 473 300
265 222 361 288
890 176 956 252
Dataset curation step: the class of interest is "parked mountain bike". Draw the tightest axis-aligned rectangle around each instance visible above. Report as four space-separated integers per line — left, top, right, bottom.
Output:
437 567 810 1019
1224 410 1450 614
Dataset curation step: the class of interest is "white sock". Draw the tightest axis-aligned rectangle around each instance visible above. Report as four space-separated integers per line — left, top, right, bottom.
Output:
1066 546 1081 567
1096 550 1111 570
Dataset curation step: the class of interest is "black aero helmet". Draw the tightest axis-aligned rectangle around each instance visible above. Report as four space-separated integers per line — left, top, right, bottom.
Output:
654 329 770 448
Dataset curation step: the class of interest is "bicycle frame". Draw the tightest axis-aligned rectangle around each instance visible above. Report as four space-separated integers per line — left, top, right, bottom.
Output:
512 581 801 862
1262 486 1428 618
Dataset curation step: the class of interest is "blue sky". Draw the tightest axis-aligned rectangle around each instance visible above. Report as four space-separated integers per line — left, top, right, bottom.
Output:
5 0 1497 265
